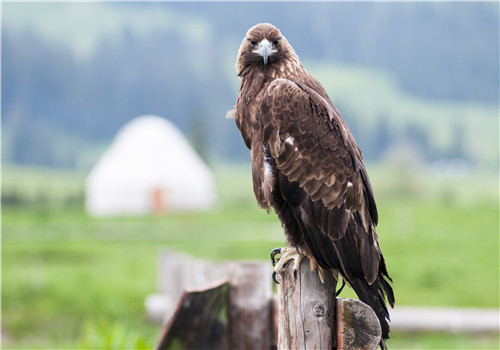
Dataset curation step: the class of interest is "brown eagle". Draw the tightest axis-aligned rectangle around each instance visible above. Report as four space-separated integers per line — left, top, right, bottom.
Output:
233 23 395 348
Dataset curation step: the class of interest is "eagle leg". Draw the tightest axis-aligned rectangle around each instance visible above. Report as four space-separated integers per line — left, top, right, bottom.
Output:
271 247 304 284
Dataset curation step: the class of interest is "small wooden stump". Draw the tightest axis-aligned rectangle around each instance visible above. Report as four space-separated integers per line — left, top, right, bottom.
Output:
155 279 229 350
337 298 382 350
276 258 382 350
227 261 274 350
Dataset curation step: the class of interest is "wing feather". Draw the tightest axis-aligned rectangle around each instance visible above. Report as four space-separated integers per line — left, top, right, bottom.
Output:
261 78 376 235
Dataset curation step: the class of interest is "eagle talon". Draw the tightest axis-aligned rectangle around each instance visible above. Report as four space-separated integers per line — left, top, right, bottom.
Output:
270 247 282 266
272 271 280 284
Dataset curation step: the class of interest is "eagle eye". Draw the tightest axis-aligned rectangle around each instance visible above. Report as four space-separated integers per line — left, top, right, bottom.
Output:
249 39 257 46
273 39 280 46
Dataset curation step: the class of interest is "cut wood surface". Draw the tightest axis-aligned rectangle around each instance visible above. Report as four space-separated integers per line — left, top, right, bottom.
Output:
337 298 382 350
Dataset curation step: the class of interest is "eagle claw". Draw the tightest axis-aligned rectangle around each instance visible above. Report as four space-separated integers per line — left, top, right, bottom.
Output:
270 247 282 266
272 271 279 284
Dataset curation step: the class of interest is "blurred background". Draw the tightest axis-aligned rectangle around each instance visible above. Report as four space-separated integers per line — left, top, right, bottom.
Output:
1 1 499 349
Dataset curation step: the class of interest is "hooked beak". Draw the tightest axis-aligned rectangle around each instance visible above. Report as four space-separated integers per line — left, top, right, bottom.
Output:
259 40 271 65
253 39 275 65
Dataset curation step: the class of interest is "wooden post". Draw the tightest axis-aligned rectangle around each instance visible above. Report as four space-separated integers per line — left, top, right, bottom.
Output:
277 258 337 349
227 261 273 349
276 257 382 350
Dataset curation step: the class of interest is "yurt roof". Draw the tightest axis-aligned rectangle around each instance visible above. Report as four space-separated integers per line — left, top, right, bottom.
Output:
85 115 216 216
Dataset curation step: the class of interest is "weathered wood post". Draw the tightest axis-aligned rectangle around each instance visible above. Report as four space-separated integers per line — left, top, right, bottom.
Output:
277 258 337 349
276 257 382 350
227 261 274 349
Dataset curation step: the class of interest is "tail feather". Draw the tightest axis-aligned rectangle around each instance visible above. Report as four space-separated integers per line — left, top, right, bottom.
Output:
349 269 394 348
276 188 395 347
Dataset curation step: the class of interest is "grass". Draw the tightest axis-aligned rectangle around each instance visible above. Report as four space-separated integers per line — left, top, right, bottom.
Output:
2 241 159 349
1 163 499 349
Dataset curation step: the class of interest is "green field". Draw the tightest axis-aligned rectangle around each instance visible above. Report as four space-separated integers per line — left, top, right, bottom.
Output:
2 164 499 349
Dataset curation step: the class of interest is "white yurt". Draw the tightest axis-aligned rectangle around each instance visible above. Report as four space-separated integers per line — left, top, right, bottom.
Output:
85 115 217 217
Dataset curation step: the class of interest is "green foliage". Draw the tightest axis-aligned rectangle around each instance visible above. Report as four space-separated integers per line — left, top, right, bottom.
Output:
1 165 499 349
79 318 151 350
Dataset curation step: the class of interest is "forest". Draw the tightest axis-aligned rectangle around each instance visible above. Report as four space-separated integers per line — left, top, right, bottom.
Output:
2 1 499 170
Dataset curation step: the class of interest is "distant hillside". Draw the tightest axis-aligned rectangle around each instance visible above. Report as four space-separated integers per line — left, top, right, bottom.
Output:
2 2 498 170
307 62 499 169
172 1 500 103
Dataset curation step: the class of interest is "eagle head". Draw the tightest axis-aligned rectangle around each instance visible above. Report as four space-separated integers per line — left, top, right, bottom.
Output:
236 23 296 76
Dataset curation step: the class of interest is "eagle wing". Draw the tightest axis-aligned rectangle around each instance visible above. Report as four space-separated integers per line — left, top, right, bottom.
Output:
260 78 381 283
261 79 377 231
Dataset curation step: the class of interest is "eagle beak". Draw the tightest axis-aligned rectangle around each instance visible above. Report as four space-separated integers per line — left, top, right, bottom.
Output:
259 41 271 65
254 39 274 65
